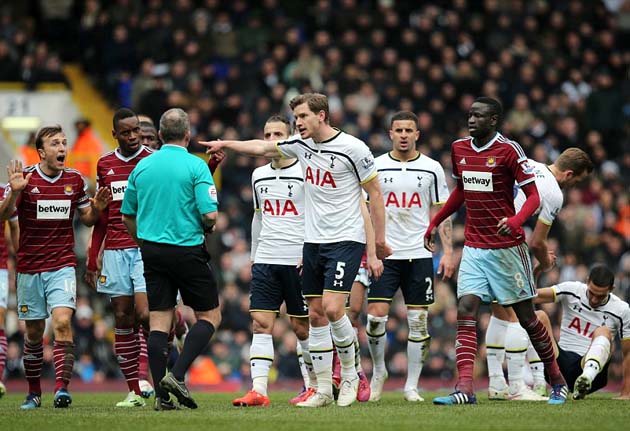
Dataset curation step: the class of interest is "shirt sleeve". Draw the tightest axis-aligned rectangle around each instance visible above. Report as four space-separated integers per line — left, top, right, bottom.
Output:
121 169 138 216
538 189 563 226
275 137 302 159
450 143 461 179
351 142 377 184
551 281 581 304
194 160 218 215
77 175 90 208
507 142 536 187
433 162 450 204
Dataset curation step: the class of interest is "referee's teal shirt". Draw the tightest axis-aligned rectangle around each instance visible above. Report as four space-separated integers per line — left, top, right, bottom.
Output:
121 144 218 246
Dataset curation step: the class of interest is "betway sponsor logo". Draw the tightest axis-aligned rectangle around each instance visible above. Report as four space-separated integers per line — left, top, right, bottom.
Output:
111 180 128 201
462 171 493 191
36 200 71 220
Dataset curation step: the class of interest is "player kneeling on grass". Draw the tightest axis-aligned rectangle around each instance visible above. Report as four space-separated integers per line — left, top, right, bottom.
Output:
534 264 630 400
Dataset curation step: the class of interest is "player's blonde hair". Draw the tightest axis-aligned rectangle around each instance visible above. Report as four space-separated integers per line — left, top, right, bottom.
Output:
555 147 593 176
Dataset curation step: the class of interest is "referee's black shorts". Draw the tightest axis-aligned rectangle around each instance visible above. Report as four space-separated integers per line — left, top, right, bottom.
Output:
141 240 219 312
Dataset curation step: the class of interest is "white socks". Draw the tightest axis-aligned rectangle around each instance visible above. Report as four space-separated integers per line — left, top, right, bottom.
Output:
297 338 317 389
505 322 529 392
309 324 333 396
486 315 509 389
353 326 363 373
367 314 388 376
526 341 545 387
250 333 274 396
330 315 357 380
405 308 430 392
583 336 611 380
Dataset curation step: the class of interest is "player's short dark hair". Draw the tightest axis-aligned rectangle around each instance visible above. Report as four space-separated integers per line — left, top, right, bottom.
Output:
159 108 190 143
289 93 330 124
35 125 63 150
390 111 419 129
265 115 291 134
113 108 137 130
588 264 615 289
555 147 594 176
475 97 503 122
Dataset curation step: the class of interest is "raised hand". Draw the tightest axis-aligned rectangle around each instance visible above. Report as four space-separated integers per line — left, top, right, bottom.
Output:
7 160 32 193
91 186 112 211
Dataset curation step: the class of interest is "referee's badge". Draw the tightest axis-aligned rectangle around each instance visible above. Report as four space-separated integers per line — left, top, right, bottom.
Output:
208 185 217 201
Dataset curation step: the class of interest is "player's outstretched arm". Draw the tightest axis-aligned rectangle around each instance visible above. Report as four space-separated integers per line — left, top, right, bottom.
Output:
361 177 392 260
615 339 630 400
424 183 464 252
200 139 280 159
532 287 556 304
78 186 112 226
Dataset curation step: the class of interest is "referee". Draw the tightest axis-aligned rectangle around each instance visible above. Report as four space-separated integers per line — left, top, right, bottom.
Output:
121 108 220 411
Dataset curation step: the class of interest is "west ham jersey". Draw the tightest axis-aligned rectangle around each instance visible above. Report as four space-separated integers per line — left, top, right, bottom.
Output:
251 161 304 265
553 281 630 355
451 132 535 249
7 165 90 273
514 159 563 226
276 131 377 244
96 146 153 249
376 152 449 259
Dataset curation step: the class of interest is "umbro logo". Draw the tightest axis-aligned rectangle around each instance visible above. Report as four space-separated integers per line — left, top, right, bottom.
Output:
31 187 40 194
107 169 115 175
459 158 466 164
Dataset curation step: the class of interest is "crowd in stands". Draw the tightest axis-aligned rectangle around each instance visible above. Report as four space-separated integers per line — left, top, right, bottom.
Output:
1 0 630 387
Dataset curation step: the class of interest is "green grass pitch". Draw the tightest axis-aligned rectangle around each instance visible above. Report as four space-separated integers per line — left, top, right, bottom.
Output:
0 391 626 431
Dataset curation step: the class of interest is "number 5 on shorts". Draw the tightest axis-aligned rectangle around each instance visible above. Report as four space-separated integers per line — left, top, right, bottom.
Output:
333 262 345 288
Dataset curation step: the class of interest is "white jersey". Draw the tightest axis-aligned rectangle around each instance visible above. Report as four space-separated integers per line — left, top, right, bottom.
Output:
552 281 630 355
376 152 449 259
514 159 563 225
276 130 377 244
251 161 304 265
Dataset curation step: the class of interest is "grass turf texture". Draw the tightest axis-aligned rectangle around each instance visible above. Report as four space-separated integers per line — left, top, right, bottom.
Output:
0 391 625 431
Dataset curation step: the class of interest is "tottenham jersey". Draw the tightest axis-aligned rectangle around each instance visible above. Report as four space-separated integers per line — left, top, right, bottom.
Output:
514 159 563 226
251 161 304 265
552 281 630 355
376 152 449 259
276 130 377 244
